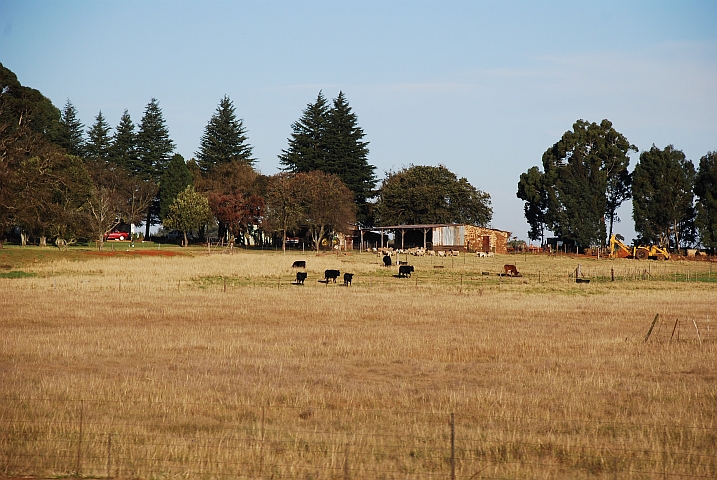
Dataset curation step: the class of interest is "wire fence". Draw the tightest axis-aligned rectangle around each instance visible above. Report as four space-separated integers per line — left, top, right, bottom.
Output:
2 398 715 479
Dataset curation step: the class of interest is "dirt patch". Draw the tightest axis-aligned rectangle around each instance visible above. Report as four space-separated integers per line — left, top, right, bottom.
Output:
85 250 183 257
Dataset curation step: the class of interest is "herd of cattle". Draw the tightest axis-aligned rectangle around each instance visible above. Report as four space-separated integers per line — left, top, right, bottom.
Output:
290 257 415 286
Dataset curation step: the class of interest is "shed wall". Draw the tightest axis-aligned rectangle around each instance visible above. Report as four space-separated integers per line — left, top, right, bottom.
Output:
464 226 510 254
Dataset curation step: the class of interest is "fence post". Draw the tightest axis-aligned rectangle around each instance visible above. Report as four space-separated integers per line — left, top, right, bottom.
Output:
344 442 350 480
259 406 265 475
76 399 84 476
107 433 112 479
450 412 455 480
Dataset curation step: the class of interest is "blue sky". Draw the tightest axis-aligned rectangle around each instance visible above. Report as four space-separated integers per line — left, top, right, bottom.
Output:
2 1 716 241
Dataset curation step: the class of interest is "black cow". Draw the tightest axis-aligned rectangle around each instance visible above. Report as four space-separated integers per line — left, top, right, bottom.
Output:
324 269 340 283
343 273 354 286
292 260 306 269
383 255 392 267
295 271 307 285
398 265 414 278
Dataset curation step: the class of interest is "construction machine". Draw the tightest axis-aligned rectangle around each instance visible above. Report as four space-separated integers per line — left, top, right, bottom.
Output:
609 234 670 260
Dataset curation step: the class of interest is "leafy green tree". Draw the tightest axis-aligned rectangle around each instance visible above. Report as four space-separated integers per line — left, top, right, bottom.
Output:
159 154 193 221
57 99 85 157
376 165 492 227
279 91 330 173
516 166 547 243
0 65 64 246
296 171 356 253
633 145 696 249
0 63 61 141
695 152 717 252
523 119 636 248
136 98 175 237
85 111 112 162
84 159 132 250
196 160 262 242
265 172 306 253
110 109 138 171
196 96 254 172
12 146 92 248
163 185 212 247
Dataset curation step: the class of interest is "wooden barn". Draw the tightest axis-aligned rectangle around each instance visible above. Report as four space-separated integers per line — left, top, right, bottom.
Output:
358 224 511 254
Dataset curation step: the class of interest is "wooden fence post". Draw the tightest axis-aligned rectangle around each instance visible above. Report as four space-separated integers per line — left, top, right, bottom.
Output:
450 412 456 480
107 433 112 479
76 399 84 475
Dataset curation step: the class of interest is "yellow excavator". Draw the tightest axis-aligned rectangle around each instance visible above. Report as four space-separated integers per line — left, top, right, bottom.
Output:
609 234 670 260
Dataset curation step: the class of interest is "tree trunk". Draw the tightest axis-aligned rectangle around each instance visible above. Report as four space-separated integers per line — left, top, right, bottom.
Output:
98 236 105 251
20 232 27 246
183 231 188 247
39 236 47 247
282 228 287 254
145 209 151 240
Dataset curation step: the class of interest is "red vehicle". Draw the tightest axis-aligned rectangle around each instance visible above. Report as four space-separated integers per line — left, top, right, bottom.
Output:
104 230 130 241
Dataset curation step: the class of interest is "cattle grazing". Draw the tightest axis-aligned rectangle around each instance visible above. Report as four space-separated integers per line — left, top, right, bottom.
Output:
295 271 308 284
343 273 354 286
437 251 446 257
324 269 340 282
383 255 392 267
398 265 414 278
503 264 522 277
291 260 306 268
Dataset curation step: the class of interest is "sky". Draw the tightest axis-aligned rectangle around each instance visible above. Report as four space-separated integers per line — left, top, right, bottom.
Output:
2 0 716 242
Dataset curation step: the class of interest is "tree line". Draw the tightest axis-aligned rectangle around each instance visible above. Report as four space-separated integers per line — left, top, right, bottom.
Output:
517 119 717 252
0 64 493 250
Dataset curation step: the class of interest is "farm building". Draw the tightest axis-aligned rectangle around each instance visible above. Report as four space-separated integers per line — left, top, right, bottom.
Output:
357 224 511 254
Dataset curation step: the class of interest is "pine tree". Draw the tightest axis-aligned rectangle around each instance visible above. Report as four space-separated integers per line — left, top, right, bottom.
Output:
280 91 376 225
279 91 330 173
325 91 375 224
85 111 112 162
196 96 254 172
136 98 175 236
160 154 193 220
57 99 85 157
137 98 175 181
110 110 138 172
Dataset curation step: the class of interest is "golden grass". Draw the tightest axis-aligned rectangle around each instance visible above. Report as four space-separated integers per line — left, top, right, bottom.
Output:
1 247 716 479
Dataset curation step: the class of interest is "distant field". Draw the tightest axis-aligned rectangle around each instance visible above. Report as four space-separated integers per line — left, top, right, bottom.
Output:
1 245 715 479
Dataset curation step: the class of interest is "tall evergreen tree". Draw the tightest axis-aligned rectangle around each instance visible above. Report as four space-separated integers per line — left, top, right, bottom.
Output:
137 98 174 181
196 96 254 172
57 99 85 157
136 98 175 237
159 154 193 221
280 91 376 225
85 111 112 162
325 91 376 225
110 110 138 171
695 151 717 252
632 145 696 249
279 91 330 172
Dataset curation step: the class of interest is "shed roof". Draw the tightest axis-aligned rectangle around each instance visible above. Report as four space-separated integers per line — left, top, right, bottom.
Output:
359 224 511 234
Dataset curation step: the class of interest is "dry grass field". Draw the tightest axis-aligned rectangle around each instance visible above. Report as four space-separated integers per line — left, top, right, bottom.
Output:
1 244 716 479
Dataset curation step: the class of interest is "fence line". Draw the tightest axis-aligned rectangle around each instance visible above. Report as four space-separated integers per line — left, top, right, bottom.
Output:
2 400 715 479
